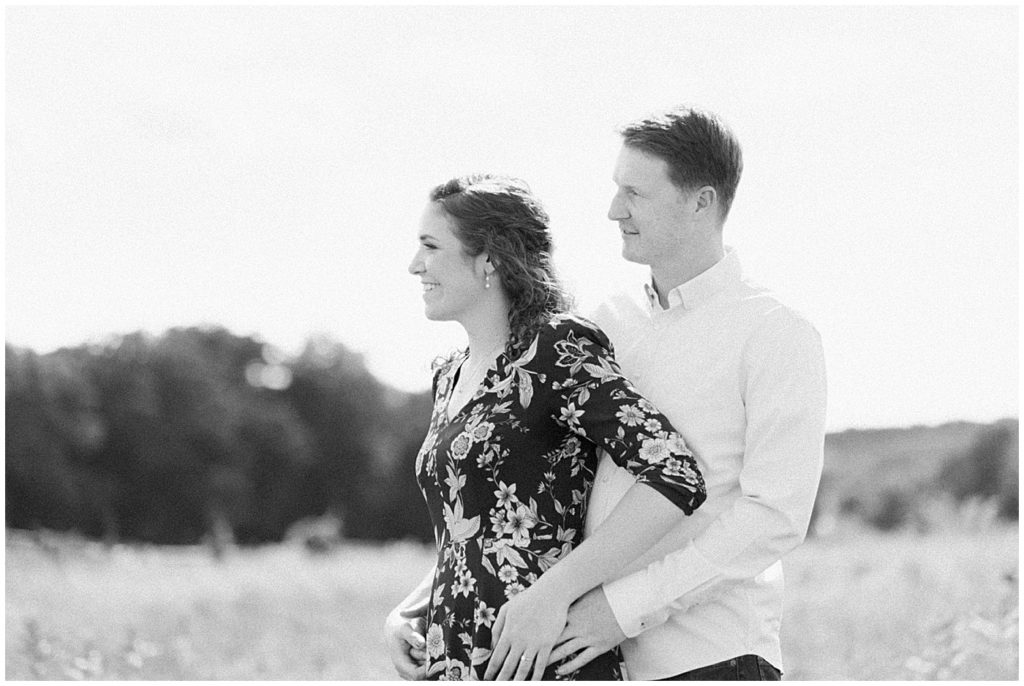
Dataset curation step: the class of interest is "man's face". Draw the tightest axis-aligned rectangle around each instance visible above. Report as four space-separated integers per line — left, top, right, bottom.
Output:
608 145 695 268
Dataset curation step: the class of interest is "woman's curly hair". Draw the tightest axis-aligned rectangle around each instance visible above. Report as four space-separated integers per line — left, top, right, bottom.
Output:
429 174 573 354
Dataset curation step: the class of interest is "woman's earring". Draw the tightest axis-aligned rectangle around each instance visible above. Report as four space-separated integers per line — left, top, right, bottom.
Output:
485 273 491 289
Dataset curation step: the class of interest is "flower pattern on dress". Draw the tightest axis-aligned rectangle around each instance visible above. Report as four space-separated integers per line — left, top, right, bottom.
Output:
415 315 705 680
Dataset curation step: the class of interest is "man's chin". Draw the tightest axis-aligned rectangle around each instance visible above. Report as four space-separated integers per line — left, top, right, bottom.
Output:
620 247 649 265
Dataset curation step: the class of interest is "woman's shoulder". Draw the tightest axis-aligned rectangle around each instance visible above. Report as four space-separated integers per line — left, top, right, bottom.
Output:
509 313 613 370
538 312 612 350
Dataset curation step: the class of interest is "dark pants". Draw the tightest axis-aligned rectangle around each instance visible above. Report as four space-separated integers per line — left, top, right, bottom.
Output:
660 655 782 681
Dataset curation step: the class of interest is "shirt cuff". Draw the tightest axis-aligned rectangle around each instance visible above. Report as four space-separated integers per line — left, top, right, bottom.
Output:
603 541 722 638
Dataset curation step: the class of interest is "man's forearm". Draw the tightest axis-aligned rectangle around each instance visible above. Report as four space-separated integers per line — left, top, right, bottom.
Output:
535 482 691 606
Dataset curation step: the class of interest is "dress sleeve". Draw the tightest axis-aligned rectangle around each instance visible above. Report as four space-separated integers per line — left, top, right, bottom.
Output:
523 317 706 514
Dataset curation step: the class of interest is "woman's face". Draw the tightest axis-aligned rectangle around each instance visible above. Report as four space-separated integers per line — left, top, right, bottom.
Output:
408 202 487 323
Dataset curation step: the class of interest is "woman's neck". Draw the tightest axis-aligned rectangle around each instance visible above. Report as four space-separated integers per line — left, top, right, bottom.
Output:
461 297 511 359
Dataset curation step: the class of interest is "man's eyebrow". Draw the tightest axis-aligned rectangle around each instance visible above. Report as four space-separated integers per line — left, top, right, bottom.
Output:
418 233 437 241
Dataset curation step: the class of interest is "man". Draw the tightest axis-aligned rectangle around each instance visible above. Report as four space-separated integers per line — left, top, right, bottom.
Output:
546 105 827 680
384 105 826 680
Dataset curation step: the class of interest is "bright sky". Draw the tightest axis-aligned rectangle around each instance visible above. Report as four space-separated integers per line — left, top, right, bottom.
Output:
6 6 1018 432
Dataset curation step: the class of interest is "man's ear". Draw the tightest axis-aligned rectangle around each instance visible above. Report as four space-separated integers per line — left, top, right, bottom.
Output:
694 186 718 215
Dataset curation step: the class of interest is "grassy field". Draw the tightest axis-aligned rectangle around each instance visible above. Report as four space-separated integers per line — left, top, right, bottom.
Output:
6 525 1018 680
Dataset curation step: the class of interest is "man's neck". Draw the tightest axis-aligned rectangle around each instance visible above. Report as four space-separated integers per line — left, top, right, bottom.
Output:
650 244 726 309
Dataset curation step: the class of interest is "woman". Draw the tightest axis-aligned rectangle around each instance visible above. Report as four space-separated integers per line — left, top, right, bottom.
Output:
388 174 706 680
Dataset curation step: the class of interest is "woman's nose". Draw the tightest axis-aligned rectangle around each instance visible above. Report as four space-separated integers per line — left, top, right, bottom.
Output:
408 254 422 275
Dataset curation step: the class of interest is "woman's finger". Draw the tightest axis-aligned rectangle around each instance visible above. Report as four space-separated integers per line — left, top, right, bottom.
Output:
484 636 510 681
531 647 552 680
497 649 526 681
490 606 507 647
399 596 430 618
513 652 535 681
402 626 425 650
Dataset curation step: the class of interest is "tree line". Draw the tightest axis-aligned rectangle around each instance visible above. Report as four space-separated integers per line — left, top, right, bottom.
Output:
6 327 435 545
6 326 1017 546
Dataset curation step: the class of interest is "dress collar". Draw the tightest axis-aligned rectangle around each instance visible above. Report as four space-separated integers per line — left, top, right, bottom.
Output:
643 247 743 312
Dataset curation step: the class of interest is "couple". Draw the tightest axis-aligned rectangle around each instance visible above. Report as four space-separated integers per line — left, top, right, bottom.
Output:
385 105 827 681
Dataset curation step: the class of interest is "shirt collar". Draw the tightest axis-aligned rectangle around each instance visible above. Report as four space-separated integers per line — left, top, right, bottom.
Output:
643 247 743 312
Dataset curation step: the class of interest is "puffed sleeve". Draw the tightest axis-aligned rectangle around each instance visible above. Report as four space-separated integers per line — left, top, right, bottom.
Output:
521 316 706 514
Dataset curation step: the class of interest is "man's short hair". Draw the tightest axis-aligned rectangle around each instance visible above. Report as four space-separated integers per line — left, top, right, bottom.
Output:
619 105 743 220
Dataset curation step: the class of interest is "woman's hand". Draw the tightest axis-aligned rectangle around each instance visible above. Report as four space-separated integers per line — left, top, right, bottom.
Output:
484 584 569 680
383 602 428 680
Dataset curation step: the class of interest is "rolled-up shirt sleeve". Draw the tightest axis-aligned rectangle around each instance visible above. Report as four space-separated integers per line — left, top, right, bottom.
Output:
603 308 827 637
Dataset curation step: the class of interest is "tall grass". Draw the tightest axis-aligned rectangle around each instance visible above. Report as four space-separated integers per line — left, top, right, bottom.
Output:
781 525 1017 680
6 525 1018 680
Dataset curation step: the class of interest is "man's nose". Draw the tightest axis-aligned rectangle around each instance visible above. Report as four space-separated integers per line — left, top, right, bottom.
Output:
608 194 628 221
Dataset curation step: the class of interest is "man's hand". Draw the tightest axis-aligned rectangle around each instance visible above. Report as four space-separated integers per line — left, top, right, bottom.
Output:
384 601 429 680
550 587 626 676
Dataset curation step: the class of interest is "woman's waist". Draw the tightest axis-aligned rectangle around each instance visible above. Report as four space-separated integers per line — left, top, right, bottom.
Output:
434 533 580 568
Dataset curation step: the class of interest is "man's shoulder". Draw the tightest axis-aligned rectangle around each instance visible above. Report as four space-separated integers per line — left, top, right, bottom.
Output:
588 289 648 337
733 277 819 332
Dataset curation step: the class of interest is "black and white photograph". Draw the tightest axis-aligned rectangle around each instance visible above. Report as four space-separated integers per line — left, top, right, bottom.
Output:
5 4 1018 681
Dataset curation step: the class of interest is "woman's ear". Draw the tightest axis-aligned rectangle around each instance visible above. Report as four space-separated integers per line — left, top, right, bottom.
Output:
479 253 496 276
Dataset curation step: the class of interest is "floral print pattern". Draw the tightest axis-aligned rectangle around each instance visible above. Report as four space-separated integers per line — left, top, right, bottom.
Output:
415 315 706 680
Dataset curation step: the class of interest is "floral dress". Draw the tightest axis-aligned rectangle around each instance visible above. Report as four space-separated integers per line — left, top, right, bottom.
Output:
415 315 706 680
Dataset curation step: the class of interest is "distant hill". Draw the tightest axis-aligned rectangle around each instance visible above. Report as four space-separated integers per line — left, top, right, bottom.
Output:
815 418 1018 529
825 421 991 485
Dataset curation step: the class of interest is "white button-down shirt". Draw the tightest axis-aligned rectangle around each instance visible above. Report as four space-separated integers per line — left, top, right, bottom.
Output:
586 248 827 680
